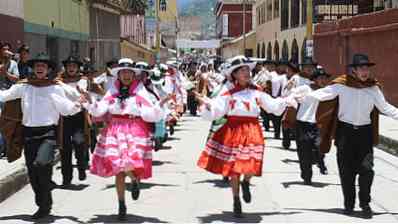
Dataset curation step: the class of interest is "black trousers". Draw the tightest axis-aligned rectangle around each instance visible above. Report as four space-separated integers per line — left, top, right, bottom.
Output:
260 109 270 131
23 125 56 211
187 93 198 116
61 112 88 183
270 114 282 138
295 121 325 181
335 121 374 210
282 128 295 149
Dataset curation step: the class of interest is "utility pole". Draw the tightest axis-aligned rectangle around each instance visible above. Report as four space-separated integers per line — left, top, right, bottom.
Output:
242 0 246 56
156 0 161 64
306 0 313 59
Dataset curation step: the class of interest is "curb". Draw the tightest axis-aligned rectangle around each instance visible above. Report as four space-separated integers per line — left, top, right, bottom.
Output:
0 152 61 203
0 165 29 203
378 135 398 156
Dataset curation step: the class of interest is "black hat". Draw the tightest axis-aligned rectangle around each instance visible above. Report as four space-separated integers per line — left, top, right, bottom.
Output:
27 52 56 69
300 57 318 67
17 44 30 53
311 67 331 80
277 58 289 66
106 58 119 68
261 59 276 65
82 64 97 74
62 55 83 67
287 59 300 73
348 54 375 67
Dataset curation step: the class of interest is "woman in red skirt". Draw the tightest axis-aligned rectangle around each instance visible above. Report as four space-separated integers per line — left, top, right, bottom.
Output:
196 56 296 217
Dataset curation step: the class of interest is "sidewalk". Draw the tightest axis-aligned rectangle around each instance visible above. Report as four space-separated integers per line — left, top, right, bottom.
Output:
378 115 398 156
0 157 28 203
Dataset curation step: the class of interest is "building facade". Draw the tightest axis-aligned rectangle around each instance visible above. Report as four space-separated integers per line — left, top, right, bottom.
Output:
255 0 382 63
23 0 90 67
215 0 254 41
0 0 24 49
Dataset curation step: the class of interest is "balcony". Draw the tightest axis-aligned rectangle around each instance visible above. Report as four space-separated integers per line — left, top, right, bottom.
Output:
89 0 131 13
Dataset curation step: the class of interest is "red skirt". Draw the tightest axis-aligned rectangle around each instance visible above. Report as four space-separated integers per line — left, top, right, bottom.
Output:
197 116 265 177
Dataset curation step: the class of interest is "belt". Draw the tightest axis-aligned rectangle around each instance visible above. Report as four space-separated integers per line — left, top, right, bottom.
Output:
338 121 372 130
111 114 140 119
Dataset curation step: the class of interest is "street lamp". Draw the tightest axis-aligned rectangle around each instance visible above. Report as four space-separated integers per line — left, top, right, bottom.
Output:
306 0 313 59
242 0 247 56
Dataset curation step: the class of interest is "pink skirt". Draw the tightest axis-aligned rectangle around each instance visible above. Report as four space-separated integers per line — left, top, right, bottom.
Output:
90 115 153 179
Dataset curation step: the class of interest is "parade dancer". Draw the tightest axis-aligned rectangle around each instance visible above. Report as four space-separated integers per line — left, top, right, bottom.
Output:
287 67 330 185
280 59 301 149
58 56 90 186
0 53 81 219
80 58 166 221
196 56 296 218
94 58 119 92
306 54 398 218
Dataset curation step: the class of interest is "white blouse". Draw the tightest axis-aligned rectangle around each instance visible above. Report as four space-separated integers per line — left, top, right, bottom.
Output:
0 84 81 127
84 83 165 123
200 85 291 121
291 85 319 123
307 84 398 125
59 79 88 114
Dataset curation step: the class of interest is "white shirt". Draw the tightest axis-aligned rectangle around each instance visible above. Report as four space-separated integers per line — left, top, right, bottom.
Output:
94 73 116 92
291 85 319 123
200 85 291 121
84 82 165 123
59 79 88 114
308 84 398 125
270 72 286 97
0 84 80 127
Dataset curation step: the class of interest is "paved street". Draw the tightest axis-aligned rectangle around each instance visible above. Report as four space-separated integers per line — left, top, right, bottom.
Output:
0 115 398 223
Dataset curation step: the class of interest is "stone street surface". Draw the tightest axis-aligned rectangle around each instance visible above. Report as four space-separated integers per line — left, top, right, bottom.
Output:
0 116 398 223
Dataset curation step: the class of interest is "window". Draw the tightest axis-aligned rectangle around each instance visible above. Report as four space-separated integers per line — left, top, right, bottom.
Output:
282 40 289 60
281 0 289 30
291 0 300 28
267 42 272 60
302 0 307 25
274 41 280 61
274 0 280 18
257 43 261 57
262 43 266 58
267 0 273 21
291 39 299 63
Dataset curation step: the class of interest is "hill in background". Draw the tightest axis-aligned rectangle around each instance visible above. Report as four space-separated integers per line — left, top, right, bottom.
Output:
177 0 217 39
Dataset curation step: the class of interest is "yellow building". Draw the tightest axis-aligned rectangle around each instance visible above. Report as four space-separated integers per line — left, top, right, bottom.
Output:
159 0 178 49
121 39 155 65
255 0 307 63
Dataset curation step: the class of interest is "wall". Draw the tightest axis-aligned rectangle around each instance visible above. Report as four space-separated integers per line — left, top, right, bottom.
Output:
222 31 256 58
89 6 121 69
24 0 90 40
216 4 253 39
0 0 24 48
121 40 154 65
314 8 398 106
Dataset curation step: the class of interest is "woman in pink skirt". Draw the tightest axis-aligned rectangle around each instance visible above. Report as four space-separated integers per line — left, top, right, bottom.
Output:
81 58 167 220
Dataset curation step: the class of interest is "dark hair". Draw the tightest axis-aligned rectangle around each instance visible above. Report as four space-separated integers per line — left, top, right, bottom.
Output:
18 44 30 53
1 42 12 50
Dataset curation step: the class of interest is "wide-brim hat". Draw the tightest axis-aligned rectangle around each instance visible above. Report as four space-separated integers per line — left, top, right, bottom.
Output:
225 55 257 77
106 58 119 68
287 59 300 73
311 67 331 80
27 52 56 69
62 56 83 67
300 57 318 67
150 68 165 85
261 59 276 65
135 61 153 75
277 58 289 66
111 58 141 76
348 53 376 67
82 64 97 74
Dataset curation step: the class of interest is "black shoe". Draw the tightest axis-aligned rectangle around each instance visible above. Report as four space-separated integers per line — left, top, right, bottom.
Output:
304 179 312 185
233 197 242 218
169 126 175 136
320 168 328 175
62 180 72 187
282 141 291 149
118 201 127 221
79 169 87 181
32 208 51 220
222 176 229 183
274 134 280 140
361 206 373 219
131 180 140 200
241 180 251 203
343 208 354 216
50 180 58 190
